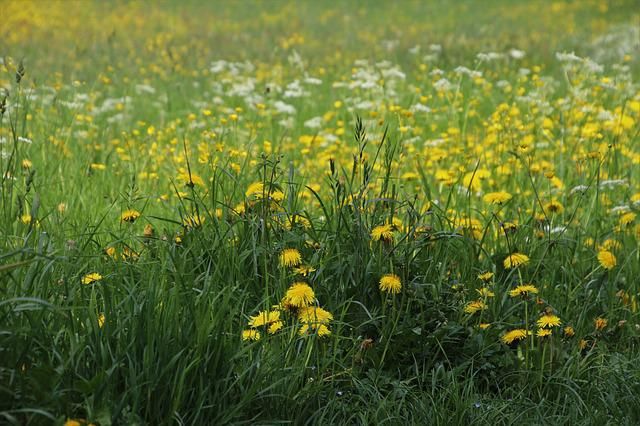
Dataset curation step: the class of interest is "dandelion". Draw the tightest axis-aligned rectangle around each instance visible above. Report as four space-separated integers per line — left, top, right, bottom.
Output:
483 191 512 205
464 300 487 314
283 282 315 308
268 321 283 334
537 313 561 328
293 265 316 276
81 272 102 285
501 329 530 345
248 309 281 327
298 306 333 324
379 274 402 294
371 224 394 242
536 328 552 338
121 209 141 223
503 252 530 269
299 323 331 336
509 284 538 298
279 248 302 267
476 287 495 297
478 271 494 281
597 249 616 270
479 323 491 330
98 313 105 328
594 317 608 331
544 199 564 214
242 329 261 341
183 214 205 228
563 326 575 337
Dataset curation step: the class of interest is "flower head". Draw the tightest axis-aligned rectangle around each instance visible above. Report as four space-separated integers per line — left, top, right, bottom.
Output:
283 282 315 308
280 248 302 268
242 329 261 341
597 249 616 270
371 224 394 242
536 328 552 338
503 252 530 269
464 300 487 314
537 314 561 328
483 191 512 205
121 209 141 223
248 309 281 327
379 274 402 294
509 284 538 298
81 272 102 285
477 271 494 282
501 329 530 345
594 317 608 331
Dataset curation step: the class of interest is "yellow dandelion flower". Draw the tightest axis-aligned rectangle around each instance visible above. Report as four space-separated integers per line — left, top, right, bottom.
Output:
283 282 315 308
563 326 575 337
479 323 491 330
121 209 141 223
594 317 608 331
619 212 636 226
483 191 512 205
501 329 530 345
279 248 302 267
371 224 394 242
248 309 281 327
242 329 261 341
299 323 331 337
245 182 264 197
298 306 333 324
98 313 105 328
544 200 564 215
81 272 102 285
537 314 561 328
476 287 495 297
183 214 205 228
509 284 538 298
268 321 283 334
478 271 494 282
464 300 487 314
597 249 616 270
293 265 316 276
379 274 402 294
503 252 530 269
536 328 552 338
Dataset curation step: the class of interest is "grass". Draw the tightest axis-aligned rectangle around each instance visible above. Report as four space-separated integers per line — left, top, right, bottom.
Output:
1 0 640 424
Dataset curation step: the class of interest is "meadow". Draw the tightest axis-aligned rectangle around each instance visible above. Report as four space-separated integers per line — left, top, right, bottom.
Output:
1 0 640 424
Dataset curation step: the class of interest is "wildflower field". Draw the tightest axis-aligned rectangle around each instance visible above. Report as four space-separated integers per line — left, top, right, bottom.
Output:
2 1 640 424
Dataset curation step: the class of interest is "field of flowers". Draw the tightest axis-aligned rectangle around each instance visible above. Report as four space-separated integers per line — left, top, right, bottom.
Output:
1 1 640 424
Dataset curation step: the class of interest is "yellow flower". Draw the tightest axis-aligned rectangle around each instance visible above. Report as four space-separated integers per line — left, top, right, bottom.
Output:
563 326 575 337
98 313 105 328
476 287 495 298
248 310 281 327
483 191 512 205
477 271 494 282
371 224 394 242
536 328 552 338
509 284 538 298
279 248 302 267
293 265 316 276
121 209 141 223
245 182 264 197
503 252 530 269
242 329 261 341
479 323 491 330
544 199 564 214
283 282 315 308
81 272 102 285
379 274 402 294
537 314 561 328
501 329 530 344
597 249 616 270
464 300 487 314
183 214 205 228
619 212 636 226
298 306 333 324
594 317 608 331
267 321 283 334
299 323 331 336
